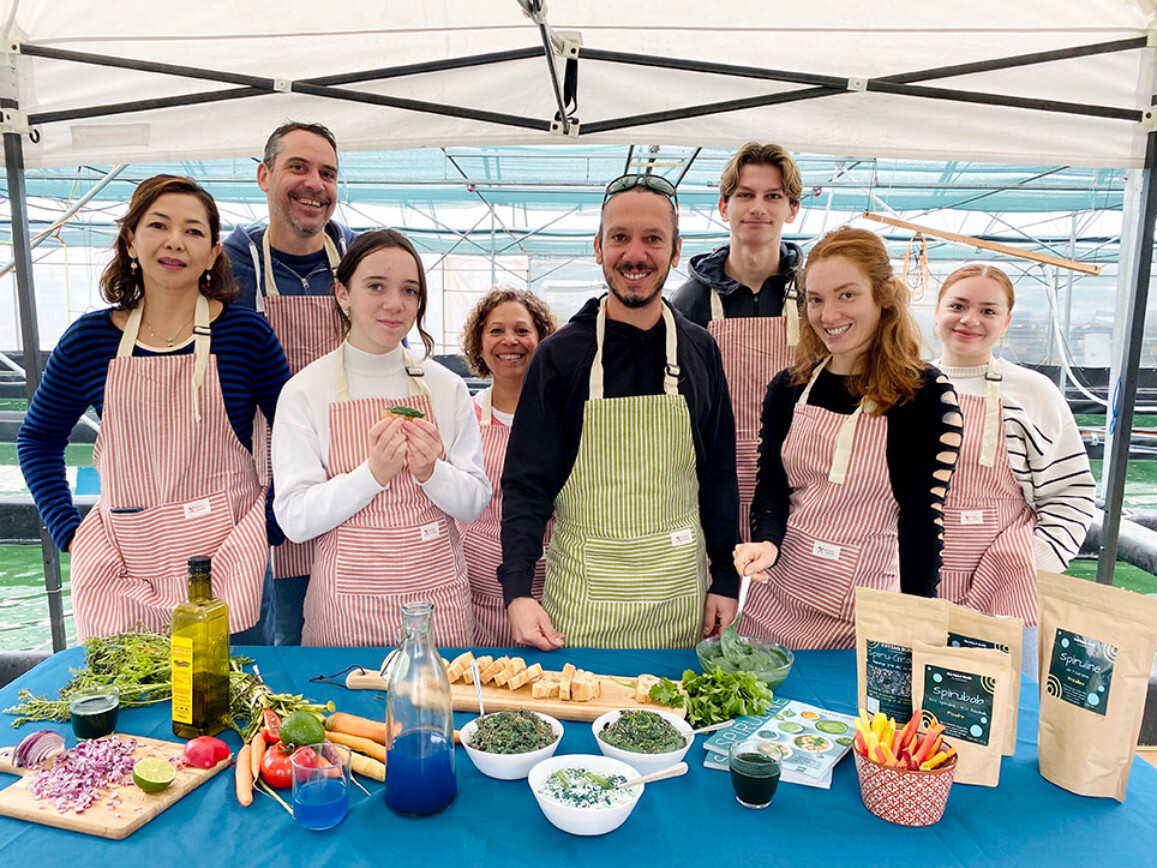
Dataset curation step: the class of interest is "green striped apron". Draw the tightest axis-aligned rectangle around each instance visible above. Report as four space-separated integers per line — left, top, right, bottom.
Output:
543 297 707 648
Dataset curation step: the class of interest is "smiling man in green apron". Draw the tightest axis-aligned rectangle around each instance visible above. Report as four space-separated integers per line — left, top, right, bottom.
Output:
498 175 741 650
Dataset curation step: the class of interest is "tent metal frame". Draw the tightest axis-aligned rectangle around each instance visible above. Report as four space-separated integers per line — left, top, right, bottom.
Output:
2 27 1153 648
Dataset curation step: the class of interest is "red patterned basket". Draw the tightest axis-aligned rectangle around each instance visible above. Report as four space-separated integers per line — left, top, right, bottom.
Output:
853 745 958 827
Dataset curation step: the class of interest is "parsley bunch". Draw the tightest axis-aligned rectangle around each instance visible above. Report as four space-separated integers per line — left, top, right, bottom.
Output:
648 668 775 728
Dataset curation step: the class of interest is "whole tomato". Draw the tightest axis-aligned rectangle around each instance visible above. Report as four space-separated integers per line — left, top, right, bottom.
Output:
183 735 229 769
260 742 293 789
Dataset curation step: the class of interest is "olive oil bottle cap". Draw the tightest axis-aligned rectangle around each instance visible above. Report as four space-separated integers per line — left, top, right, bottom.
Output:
188 556 211 573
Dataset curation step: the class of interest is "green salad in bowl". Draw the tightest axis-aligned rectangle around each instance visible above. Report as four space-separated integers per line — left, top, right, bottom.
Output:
695 627 793 689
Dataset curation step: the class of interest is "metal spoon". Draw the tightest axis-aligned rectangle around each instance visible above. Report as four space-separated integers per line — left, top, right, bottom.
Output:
735 574 752 623
470 657 485 718
691 720 735 736
614 761 690 789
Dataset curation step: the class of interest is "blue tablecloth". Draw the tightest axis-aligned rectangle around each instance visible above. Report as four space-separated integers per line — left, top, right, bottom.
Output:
1 646 1155 867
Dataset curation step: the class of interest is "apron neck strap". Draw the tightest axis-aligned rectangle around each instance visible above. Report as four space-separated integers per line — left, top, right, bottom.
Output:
261 229 341 301
799 356 870 485
335 342 432 403
785 284 800 347
980 357 1002 468
479 386 494 426
589 296 680 400
118 295 212 422
709 290 724 322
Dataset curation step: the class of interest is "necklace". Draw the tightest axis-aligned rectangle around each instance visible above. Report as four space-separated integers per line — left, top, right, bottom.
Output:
142 313 195 348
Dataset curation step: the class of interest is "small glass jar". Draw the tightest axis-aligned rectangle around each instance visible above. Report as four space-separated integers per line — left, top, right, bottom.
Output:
69 685 120 739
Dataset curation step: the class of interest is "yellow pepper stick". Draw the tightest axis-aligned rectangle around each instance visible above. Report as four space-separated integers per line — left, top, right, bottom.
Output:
871 712 887 738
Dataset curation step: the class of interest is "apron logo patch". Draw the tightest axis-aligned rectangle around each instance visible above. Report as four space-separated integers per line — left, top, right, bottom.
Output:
670 529 695 547
961 510 986 526
420 522 442 542
812 540 842 562
182 499 213 520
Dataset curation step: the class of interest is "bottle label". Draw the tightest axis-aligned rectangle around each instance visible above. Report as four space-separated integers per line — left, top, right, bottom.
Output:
172 635 194 725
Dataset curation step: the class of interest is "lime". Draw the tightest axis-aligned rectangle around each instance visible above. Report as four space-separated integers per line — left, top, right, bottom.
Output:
133 757 176 793
279 710 326 749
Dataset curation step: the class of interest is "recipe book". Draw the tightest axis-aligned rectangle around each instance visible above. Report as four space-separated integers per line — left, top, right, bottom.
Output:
702 699 857 790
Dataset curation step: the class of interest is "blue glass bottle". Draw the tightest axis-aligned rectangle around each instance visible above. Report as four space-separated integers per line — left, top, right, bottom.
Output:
384 601 457 815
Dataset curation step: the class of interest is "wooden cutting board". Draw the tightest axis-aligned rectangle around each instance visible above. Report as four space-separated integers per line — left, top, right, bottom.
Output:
345 667 685 723
0 734 231 839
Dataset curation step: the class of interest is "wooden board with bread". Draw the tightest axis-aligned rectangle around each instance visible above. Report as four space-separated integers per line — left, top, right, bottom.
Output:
345 650 685 723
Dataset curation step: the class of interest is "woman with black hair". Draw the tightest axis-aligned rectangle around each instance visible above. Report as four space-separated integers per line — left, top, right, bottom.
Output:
272 229 489 646
18 174 290 641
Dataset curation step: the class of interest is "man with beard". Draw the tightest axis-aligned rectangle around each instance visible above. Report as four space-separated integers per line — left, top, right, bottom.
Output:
224 121 357 645
499 175 740 650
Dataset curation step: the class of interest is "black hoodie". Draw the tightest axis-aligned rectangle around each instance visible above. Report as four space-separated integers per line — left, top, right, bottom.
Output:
670 242 803 327
498 295 741 606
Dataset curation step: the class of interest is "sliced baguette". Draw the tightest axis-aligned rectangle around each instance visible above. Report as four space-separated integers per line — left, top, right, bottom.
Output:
507 663 544 691
479 656 508 685
531 675 561 699
635 673 659 704
559 663 576 700
445 651 474 683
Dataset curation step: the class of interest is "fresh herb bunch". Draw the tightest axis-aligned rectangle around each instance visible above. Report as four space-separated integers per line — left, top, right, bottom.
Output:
648 668 774 728
597 709 687 754
230 663 334 742
469 709 557 755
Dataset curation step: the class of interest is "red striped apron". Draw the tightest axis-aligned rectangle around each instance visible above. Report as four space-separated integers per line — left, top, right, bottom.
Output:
303 343 473 647
252 231 343 580
741 360 900 649
939 361 1038 623
70 296 269 639
458 388 547 646
707 288 798 542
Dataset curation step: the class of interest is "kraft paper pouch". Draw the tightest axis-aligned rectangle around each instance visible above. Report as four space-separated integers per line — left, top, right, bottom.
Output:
912 643 1012 787
1037 570 1157 801
945 601 1023 756
856 588 948 723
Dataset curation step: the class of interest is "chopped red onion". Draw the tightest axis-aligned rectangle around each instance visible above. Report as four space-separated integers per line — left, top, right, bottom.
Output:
27 735 137 814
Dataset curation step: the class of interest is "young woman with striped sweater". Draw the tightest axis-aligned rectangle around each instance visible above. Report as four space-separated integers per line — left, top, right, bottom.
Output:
734 227 961 650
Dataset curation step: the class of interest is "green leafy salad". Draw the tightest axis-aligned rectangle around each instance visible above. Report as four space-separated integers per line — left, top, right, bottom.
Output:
597 710 687 754
648 669 775 728
468 709 558 754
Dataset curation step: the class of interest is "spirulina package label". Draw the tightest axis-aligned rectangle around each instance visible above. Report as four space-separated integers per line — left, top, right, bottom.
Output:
865 640 914 720
947 632 1009 653
923 664 994 746
1046 628 1115 717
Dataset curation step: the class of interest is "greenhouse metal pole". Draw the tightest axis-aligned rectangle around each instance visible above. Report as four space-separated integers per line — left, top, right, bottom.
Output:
1097 123 1157 585
1 104 67 650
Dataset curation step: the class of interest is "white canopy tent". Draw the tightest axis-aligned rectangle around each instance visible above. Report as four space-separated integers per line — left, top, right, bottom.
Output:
1 1 1154 648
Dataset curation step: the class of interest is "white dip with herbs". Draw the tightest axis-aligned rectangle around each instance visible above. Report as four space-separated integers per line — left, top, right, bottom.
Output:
538 767 635 809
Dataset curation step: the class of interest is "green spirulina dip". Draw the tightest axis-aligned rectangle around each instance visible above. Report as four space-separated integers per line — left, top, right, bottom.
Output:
469 710 557 754
705 627 788 673
598 710 687 754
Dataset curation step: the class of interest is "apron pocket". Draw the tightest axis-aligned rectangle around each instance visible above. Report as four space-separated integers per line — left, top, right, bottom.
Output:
334 521 457 596
107 491 234 601
775 525 863 621
583 529 703 604
941 506 999 573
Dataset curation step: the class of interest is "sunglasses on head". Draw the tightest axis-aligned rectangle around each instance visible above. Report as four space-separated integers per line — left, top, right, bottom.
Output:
602 174 679 208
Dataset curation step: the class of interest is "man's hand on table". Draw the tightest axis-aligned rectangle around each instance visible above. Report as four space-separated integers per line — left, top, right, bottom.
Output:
507 597 565 650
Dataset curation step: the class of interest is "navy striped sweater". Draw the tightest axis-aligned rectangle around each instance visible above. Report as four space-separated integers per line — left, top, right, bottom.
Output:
17 303 291 552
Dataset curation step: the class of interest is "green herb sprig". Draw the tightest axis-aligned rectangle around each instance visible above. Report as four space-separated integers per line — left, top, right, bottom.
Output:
648 668 774 728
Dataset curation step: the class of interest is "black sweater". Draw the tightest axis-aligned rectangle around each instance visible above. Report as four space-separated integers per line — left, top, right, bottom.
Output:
499 296 741 606
750 365 960 597
670 242 803 326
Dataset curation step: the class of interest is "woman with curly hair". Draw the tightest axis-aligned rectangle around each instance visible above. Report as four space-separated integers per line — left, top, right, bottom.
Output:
459 288 558 644
17 174 290 642
734 227 961 649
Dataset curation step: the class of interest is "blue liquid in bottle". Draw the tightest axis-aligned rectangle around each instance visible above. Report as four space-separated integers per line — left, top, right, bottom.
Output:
293 778 350 831
385 728 456 816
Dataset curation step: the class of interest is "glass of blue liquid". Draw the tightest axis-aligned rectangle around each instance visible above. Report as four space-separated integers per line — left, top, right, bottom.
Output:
291 743 351 831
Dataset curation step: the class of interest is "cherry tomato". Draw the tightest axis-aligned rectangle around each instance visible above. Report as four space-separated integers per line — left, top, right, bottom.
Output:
260 742 293 789
183 735 229 769
261 709 281 744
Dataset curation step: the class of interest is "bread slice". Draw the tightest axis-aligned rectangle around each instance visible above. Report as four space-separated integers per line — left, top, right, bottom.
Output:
464 655 492 685
507 663 544 691
445 651 474 683
479 656 508 685
531 675 561 699
559 663 576 700
570 670 601 702
635 673 659 704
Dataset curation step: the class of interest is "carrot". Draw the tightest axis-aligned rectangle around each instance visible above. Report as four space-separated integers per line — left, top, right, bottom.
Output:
250 733 265 783
349 750 386 782
235 744 253 807
326 730 386 763
325 712 387 744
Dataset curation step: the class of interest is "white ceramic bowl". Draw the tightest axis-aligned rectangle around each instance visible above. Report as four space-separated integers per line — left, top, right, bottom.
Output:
527 754 643 836
591 708 694 775
460 711 564 780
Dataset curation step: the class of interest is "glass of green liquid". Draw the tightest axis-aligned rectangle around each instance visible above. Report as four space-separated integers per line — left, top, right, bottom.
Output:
69 686 120 740
729 741 781 809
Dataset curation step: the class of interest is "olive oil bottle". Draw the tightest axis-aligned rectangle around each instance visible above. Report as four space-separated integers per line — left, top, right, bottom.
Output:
171 556 229 738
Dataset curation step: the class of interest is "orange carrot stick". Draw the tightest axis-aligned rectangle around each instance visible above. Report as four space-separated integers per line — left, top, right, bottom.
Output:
235 744 253 807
